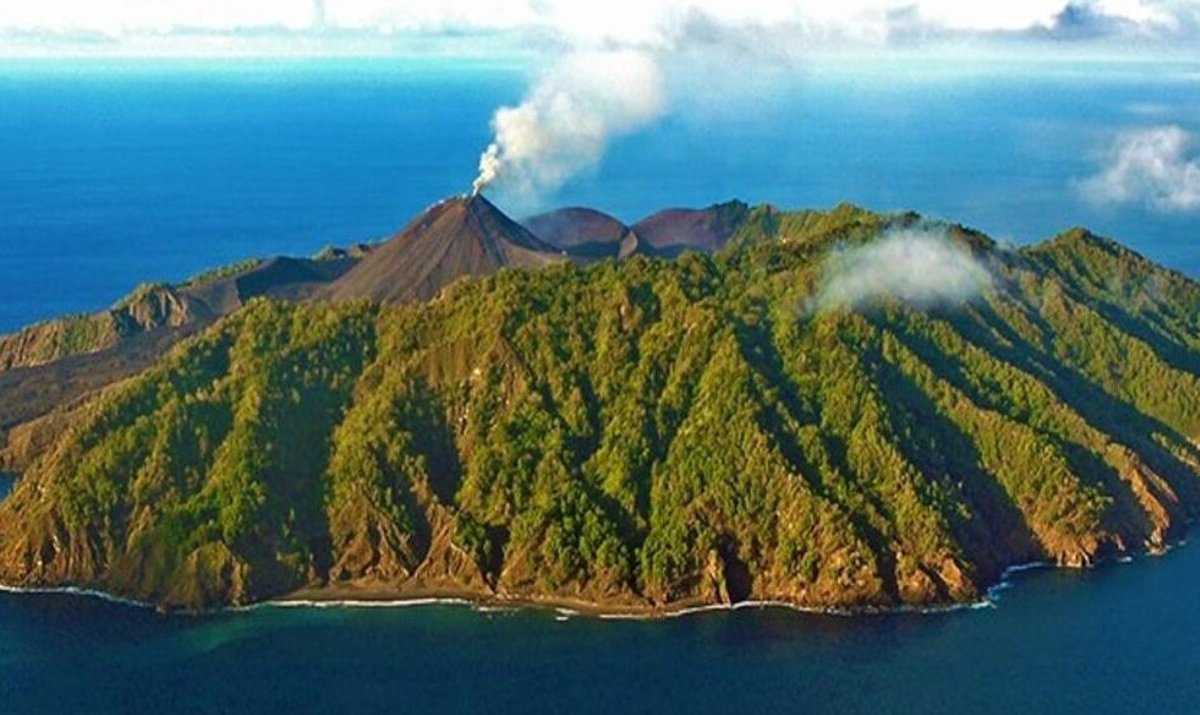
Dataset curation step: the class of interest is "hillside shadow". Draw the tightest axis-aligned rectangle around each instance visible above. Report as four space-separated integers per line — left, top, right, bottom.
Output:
1028 254 1200 379
731 304 903 601
954 302 1200 511
0 471 15 503
868 350 1043 580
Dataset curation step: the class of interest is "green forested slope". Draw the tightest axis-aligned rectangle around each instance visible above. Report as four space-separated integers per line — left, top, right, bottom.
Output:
1 210 1198 612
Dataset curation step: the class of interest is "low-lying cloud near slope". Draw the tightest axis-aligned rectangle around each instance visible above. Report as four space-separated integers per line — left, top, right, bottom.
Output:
1079 125 1200 213
811 229 993 312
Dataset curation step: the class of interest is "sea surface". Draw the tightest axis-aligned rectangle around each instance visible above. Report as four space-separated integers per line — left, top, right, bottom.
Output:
2 59 1200 714
2 58 1200 331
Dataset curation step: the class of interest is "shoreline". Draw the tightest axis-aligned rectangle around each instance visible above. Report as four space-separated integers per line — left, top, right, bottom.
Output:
1 541 1185 620
0 583 154 610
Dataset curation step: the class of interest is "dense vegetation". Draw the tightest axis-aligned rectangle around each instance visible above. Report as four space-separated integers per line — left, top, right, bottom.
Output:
2 206 1199 612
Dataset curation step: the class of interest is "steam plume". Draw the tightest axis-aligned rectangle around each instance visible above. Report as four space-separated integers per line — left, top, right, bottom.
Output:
471 49 665 203
463 1 1196 205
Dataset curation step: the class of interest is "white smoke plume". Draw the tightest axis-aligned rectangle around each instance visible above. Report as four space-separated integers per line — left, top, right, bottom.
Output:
453 0 1198 204
471 49 665 202
812 229 993 311
1078 125 1200 213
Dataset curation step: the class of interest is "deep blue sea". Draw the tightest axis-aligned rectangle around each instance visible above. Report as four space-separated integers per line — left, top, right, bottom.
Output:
2 58 1200 331
2 58 1200 713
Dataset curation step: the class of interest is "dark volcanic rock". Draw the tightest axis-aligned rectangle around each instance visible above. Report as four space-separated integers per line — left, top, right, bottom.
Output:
632 200 752 255
525 207 648 261
325 194 565 303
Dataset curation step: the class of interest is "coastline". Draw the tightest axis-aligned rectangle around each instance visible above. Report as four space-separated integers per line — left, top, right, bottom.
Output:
268 577 1011 619
1 541 1186 619
0 583 155 610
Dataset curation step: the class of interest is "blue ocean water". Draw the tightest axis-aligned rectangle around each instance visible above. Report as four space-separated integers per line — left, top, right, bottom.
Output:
3 59 1200 714
2 58 1199 331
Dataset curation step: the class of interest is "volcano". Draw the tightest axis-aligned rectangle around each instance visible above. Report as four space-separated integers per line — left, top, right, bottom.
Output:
524 207 647 261
326 194 565 303
632 200 752 255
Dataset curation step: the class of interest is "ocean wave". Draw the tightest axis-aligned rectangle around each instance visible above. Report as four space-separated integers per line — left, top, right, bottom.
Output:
263 597 474 610
0 583 153 610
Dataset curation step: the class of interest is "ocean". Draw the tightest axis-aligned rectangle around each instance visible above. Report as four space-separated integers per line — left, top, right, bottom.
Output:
2 58 1200 332
2 58 1200 713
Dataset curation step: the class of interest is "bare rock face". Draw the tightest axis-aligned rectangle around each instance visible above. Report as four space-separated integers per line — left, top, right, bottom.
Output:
524 207 649 262
410 504 492 593
327 498 424 584
0 250 364 454
326 194 565 304
631 200 751 255
0 283 197 373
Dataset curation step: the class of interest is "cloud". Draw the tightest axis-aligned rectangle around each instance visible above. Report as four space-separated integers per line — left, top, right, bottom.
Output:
1031 0 1198 39
2 0 1197 53
1079 125 1200 213
811 229 993 312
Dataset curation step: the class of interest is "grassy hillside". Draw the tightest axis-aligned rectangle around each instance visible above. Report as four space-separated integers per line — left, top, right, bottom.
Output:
1 208 1198 612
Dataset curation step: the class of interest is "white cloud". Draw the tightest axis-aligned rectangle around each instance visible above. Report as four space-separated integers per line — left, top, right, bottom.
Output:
0 1 315 35
812 229 993 311
1079 125 1200 213
1 0 1195 51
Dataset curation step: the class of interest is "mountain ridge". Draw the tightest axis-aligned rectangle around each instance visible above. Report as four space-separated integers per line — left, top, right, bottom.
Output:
524 206 647 261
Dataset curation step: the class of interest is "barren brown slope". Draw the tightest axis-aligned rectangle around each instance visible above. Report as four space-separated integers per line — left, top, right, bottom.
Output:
325 194 565 303
524 207 647 261
0 252 364 464
187 255 360 313
0 254 361 375
632 200 752 255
